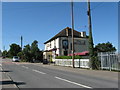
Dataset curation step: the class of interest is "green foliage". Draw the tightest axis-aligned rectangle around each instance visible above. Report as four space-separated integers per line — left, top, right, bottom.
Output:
31 40 41 60
17 52 24 59
90 56 100 70
88 25 94 69
56 55 82 59
22 40 43 62
8 43 21 57
94 42 116 52
91 42 116 70
2 50 8 57
23 44 31 62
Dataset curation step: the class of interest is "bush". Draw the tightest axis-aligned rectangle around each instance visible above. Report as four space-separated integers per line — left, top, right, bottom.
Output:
55 55 82 59
91 56 101 70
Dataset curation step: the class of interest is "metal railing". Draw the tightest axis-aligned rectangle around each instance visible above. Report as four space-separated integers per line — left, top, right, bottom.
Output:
98 52 120 71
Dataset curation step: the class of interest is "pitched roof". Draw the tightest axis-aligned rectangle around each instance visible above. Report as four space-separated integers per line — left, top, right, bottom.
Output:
44 27 87 44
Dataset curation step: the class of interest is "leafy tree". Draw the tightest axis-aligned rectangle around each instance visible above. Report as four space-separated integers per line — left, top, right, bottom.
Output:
94 42 116 53
92 42 116 70
17 52 24 59
8 43 21 57
23 44 31 62
31 40 43 62
2 50 8 57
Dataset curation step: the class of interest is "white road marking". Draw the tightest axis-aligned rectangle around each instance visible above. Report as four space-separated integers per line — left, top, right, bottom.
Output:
0 64 2 66
55 76 92 89
32 69 46 74
15 63 20 65
0 67 2 70
22 66 29 69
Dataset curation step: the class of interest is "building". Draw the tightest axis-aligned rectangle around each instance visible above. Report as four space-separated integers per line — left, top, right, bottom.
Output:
43 27 89 61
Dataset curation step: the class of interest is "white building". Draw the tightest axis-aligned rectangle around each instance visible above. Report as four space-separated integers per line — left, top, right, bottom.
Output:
43 27 89 61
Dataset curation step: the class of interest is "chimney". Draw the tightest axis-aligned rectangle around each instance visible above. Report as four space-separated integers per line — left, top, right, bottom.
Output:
81 31 86 37
66 27 69 36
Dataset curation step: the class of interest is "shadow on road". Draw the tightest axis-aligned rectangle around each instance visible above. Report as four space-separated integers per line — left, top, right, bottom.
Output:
0 70 12 72
1 80 26 86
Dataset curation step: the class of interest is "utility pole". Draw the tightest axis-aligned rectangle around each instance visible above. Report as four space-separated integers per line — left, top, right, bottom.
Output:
21 36 23 50
71 0 75 68
3 46 5 51
87 0 94 69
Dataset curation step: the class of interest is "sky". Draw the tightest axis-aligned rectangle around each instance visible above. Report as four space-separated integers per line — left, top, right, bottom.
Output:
2 2 118 51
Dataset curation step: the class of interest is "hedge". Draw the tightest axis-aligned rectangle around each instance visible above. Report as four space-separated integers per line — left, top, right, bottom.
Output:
55 55 82 59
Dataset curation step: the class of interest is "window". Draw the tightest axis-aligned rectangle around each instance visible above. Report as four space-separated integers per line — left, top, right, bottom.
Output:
62 40 68 49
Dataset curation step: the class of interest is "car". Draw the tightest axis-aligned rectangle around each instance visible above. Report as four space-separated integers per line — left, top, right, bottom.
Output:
43 59 48 64
2 56 6 59
12 56 20 62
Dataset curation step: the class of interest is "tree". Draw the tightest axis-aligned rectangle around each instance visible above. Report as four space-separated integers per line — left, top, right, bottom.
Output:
2 50 8 57
92 42 116 70
31 40 43 62
94 42 116 53
17 52 24 59
23 44 31 62
8 44 21 57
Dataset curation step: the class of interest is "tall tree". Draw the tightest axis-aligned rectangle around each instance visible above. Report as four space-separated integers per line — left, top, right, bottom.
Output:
23 44 31 62
8 44 21 57
31 40 41 61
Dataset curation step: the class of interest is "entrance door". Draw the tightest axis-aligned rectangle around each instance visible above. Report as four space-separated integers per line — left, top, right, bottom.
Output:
64 51 68 56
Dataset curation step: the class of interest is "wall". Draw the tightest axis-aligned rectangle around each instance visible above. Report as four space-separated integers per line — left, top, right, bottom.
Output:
55 59 90 68
59 37 89 56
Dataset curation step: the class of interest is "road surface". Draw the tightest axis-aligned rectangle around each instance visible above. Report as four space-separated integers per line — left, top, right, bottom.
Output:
1 58 118 89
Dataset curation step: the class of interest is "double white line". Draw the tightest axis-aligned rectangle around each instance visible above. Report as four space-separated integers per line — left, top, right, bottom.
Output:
32 69 46 74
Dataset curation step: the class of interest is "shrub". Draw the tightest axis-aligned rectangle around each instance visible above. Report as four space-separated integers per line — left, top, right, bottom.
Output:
55 55 82 59
91 56 101 70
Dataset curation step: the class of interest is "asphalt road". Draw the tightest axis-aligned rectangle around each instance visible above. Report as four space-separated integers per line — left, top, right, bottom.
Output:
1 58 118 89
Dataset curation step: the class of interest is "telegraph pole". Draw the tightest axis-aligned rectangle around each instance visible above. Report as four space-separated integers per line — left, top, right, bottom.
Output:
21 36 23 50
87 0 94 69
3 46 5 51
71 0 75 68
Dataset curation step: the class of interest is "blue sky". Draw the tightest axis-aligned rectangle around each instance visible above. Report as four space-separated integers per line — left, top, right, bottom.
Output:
2 2 118 51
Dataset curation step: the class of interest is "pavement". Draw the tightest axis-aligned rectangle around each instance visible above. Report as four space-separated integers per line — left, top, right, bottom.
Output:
0 59 18 89
0 58 119 89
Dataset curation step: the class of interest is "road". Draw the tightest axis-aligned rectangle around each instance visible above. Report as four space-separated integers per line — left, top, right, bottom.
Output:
1 58 118 89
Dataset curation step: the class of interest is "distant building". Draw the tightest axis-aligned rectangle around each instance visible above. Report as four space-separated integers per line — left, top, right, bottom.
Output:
43 27 89 61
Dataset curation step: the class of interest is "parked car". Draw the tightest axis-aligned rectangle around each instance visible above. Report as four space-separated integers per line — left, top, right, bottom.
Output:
2 56 6 59
12 56 20 62
43 59 48 64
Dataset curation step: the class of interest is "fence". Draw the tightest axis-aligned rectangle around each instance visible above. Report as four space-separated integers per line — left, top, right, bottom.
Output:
55 59 90 68
98 52 120 71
